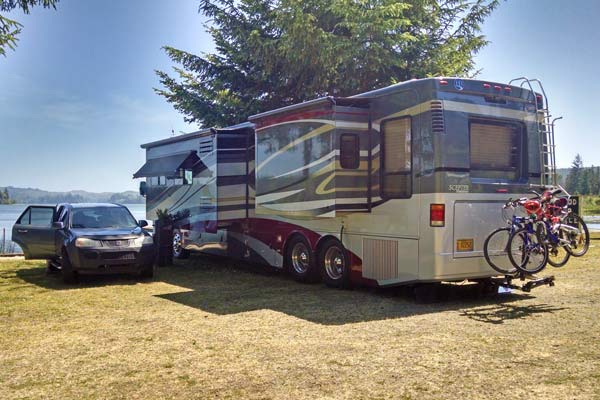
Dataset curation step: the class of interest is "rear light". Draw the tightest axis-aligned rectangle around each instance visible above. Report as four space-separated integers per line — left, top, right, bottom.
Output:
504 86 512 92
430 204 445 227
496 188 508 193
494 85 502 91
483 83 491 89
439 80 448 86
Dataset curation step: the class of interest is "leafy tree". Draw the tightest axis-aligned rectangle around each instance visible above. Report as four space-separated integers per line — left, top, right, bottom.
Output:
566 154 583 194
156 0 500 127
0 0 59 57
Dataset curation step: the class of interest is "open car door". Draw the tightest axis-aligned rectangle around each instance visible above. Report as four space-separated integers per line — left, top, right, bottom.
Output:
12 206 57 259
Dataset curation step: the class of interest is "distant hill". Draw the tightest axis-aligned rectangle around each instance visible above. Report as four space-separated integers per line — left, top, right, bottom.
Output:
1 186 144 204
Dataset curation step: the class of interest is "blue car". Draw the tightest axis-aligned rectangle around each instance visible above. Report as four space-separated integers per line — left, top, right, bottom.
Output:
12 203 155 283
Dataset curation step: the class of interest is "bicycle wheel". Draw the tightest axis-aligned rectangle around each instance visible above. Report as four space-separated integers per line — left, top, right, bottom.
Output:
483 227 517 275
507 226 548 274
564 213 589 257
547 242 570 267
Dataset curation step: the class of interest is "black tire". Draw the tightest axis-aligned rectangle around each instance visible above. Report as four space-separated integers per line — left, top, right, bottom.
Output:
546 229 571 268
564 213 589 257
285 235 319 283
483 228 517 275
61 249 78 284
172 231 190 259
318 238 350 289
139 263 156 279
507 227 548 274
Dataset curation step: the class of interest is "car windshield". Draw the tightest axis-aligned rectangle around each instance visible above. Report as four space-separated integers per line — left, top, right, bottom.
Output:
70 207 138 229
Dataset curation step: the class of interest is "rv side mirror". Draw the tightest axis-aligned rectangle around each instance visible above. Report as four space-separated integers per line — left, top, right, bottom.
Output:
52 221 64 229
138 220 148 228
139 181 147 196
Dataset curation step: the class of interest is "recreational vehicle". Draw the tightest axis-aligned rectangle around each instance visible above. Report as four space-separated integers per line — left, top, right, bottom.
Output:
133 77 556 288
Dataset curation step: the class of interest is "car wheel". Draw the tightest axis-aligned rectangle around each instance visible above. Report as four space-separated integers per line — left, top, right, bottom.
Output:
61 249 78 284
319 238 350 289
173 231 190 259
139 263 156 279
285 235 319 283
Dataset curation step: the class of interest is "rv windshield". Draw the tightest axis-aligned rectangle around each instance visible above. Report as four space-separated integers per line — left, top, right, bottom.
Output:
70 207 138 229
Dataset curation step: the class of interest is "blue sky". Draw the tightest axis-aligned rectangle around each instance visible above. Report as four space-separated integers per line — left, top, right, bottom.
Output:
0 0 598 192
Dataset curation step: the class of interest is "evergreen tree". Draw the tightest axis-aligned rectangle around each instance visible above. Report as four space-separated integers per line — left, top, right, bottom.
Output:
566 154 583 194
156 0 500 127
1 1 60 56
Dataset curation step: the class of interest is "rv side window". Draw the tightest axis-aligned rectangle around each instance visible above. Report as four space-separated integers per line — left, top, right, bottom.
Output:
340 134 359 169
150 176 158 186
158 176 167 186
381 117 412 198
470 120 522 180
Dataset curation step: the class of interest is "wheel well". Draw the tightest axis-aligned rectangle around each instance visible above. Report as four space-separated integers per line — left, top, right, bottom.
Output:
315 235 341 261
283 232 308 259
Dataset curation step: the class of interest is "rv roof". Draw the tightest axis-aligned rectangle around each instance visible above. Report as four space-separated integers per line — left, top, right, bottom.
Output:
248 96 369 121
140 122 254 149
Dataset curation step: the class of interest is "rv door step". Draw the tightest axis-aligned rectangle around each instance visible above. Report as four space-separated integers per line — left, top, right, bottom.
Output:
494 273 555 293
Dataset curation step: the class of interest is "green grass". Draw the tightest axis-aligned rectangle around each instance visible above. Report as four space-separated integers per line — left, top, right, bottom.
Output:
581 195 600 216
1 251 600 399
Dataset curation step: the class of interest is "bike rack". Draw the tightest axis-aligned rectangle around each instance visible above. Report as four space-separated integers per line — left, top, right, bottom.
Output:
493 273 555 293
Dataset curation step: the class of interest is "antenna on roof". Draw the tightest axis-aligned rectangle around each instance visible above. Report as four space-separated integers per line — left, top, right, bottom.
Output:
171 127 175 137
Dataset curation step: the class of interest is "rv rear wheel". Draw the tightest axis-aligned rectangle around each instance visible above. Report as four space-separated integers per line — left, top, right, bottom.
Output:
319 239 350 289
286 236 319 283
173 231 190 259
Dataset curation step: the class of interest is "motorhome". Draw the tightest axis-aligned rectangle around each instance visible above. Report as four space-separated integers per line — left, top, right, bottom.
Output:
133 77 557 288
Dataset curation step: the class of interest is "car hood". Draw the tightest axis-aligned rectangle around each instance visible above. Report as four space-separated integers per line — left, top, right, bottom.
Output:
71 227 145 240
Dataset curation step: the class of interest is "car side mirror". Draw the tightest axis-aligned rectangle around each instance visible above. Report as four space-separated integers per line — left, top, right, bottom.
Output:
52 221 64 229
138 220 148 228
139 181 147 197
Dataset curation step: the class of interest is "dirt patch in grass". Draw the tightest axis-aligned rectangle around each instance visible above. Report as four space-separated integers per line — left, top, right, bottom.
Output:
1 246 600 399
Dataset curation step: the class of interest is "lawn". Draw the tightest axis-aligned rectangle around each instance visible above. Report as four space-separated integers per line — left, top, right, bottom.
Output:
1 246 599 399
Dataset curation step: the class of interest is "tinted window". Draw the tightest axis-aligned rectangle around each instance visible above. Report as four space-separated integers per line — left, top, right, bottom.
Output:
340 134 359 169
70 207 138 229
30 207 54 227
18 208 31 225
382 117 412 198
470 120 522 180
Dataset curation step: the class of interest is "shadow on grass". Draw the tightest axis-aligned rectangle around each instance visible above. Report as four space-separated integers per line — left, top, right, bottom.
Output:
13 265 145 291
11 255 557 326
460 303 568 324
151 255 538 325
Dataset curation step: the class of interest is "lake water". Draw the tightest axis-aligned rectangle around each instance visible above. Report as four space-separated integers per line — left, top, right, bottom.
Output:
0 204 146 254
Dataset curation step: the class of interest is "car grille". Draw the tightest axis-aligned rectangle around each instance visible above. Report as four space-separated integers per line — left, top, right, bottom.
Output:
102 240 132 247
101 252 136 260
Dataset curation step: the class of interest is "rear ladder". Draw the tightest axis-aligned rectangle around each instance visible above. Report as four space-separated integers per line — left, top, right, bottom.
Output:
509 77 560 186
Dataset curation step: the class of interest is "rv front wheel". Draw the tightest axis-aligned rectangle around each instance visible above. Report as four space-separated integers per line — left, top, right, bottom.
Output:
286 236 319 283
319 239 350 289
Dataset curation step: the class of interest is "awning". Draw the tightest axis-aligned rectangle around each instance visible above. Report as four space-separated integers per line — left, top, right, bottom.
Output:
133 151 201 178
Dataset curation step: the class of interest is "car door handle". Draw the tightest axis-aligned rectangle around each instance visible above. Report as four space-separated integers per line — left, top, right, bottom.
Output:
18 229 28 233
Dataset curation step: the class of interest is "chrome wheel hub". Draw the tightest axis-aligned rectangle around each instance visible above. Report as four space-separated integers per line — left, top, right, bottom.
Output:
291 243 310 274
173 232 182 254
324 247 344 280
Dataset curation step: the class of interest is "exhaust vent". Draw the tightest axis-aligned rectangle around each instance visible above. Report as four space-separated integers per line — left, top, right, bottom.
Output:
198 138 214 157
431 100 445 134
362 238 398 281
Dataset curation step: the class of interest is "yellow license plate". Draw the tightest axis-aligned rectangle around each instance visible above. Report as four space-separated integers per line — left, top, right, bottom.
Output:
456 239 474 252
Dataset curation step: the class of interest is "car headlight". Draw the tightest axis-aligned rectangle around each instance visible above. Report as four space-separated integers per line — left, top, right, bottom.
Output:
133 235 154 247
75 238 101 248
